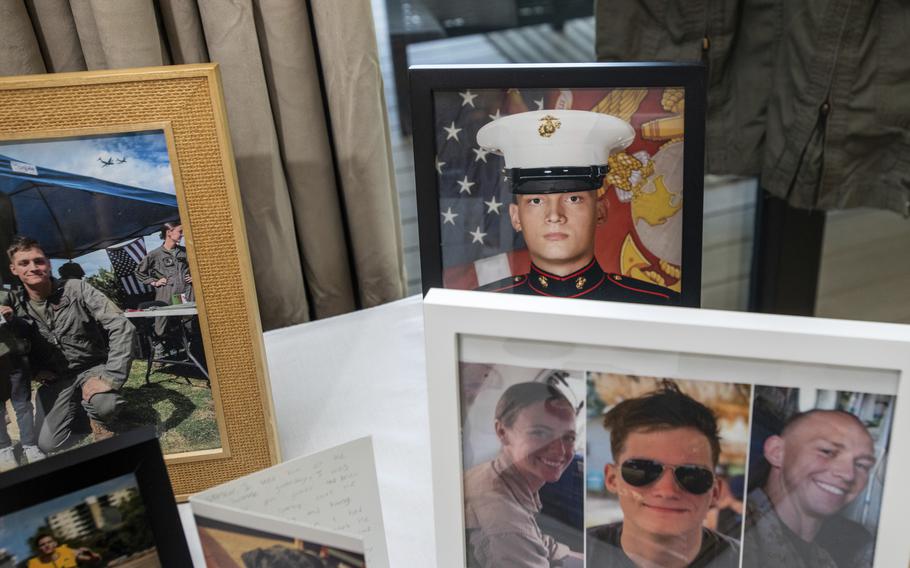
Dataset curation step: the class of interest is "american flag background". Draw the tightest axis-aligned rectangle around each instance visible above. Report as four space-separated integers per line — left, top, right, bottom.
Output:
433 86 686 293
107 237 151 296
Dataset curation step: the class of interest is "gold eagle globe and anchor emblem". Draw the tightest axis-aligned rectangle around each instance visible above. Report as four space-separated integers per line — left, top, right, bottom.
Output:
538 115 561 138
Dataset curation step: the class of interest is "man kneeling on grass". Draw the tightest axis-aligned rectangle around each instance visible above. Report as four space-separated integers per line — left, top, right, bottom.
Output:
8 235 134 454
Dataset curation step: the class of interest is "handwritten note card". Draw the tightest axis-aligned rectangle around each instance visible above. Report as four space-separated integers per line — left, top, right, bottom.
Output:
191 436 389 568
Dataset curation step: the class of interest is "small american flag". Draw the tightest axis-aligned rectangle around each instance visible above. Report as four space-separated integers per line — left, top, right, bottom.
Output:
107 238 150 296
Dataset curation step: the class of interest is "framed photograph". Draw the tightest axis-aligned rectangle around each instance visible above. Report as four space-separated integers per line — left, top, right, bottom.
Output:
0 64 279 498
424 288 910 568
410 63 705 306
193 501 366 568
0 428 192 566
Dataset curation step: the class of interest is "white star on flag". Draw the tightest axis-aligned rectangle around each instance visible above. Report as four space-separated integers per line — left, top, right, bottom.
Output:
470 226 487 244
472 147 490 163
457 176 475 194
488 109 502 121
460 90 478 107
484 196 503 215
441 207 458 225
534 98 545 110
443 121 462 141
435 156 445 174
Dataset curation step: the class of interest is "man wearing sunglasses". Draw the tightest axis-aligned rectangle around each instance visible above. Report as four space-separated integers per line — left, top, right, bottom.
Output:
474 110 679 305
742 409 877 568
586 383 739 567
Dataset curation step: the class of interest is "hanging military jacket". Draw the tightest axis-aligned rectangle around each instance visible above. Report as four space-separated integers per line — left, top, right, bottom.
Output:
595 0 910 216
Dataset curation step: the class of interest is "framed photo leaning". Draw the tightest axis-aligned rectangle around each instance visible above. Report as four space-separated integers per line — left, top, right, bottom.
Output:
424 288 910 568
0 428 192 566
410 63 705 306
0 64 279 498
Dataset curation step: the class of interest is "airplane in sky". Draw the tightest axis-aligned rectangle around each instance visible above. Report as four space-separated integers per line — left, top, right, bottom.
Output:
98 156 114 167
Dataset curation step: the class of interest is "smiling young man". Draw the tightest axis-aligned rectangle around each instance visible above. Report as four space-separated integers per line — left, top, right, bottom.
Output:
742 410 877 568
473 109 678 304
586 383 740 568
7 236 134 453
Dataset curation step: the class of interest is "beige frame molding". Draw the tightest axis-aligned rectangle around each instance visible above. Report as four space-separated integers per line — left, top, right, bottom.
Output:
0 64 280 499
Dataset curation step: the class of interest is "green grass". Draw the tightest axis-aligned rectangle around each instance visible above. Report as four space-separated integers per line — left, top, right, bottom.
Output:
112 359 220 454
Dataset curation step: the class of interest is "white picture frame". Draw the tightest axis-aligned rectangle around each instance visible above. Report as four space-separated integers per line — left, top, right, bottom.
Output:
423 288 910 568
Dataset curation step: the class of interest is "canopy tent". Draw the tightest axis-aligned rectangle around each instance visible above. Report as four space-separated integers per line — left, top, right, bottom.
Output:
0 154 179 259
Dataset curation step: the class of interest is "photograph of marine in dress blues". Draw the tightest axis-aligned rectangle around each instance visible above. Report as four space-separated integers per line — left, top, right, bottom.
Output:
742 386 896 568
196 515 366 568
434 87 685 301
585 375 750 568
0 473 160 567
459 363 585 567
0 130 220 474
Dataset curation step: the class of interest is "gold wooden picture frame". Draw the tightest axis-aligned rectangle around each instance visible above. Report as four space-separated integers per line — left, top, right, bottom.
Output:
0 64 279 499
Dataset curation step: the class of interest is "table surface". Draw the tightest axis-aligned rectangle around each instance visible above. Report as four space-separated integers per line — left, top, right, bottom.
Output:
124 305 199 318
179 295 434 566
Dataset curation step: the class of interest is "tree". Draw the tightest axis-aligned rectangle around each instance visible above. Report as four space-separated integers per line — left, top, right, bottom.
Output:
85 267 127 309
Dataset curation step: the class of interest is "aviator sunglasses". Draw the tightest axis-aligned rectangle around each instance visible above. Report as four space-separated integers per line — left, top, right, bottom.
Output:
620 459 716 495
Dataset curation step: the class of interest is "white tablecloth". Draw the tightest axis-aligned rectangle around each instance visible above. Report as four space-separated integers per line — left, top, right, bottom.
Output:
179 295 436 566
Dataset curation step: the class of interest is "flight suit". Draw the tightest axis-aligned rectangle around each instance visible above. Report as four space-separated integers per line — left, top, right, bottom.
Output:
13 279 134 453
135 245 194 336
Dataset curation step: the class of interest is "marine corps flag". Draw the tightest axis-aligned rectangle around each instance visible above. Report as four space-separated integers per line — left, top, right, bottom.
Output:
107 237 151 296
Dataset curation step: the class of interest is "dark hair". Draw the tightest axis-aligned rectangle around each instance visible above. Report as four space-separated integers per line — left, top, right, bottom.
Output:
495 381 574 428
603 381 722 465
6 235 44 262
159 221 181 240
58 261 85 279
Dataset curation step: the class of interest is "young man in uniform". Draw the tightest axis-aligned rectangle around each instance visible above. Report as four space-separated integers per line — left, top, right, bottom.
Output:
742 410 877 568
474 109 678 304
8 236 134 453
586 383 740 567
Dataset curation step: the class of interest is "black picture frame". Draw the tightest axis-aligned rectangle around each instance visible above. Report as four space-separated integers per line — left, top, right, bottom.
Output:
410 63 705 307
0 427 192 565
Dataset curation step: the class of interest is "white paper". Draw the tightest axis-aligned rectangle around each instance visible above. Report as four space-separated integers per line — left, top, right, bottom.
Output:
9 160 37 175
191 436 389 568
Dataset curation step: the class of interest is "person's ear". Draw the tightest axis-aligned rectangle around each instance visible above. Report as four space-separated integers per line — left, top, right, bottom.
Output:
709 476 722 507
604 463 620 494
509 203 521 232
494 419 509 445
763 435 785 468
595 195 607 226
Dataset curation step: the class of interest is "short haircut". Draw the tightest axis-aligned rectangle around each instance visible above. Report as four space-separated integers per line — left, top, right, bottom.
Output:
495 381 574 428
58 261 85 279
6 235 44 262
603 381 722 465
780 408 869 438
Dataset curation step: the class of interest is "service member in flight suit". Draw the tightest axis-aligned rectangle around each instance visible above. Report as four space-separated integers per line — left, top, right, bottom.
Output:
135 222 194 339
474 109 679 304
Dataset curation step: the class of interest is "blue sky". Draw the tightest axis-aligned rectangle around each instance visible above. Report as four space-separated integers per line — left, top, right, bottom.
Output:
0 130 179 278
0 473 139 562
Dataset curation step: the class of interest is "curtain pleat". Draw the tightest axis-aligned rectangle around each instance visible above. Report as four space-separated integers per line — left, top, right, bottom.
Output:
0 0 406 330
24 0 86 72
0 1 46 74
195 0 313 328
252 0 356 318
309 0 406 308
157 0 209 64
